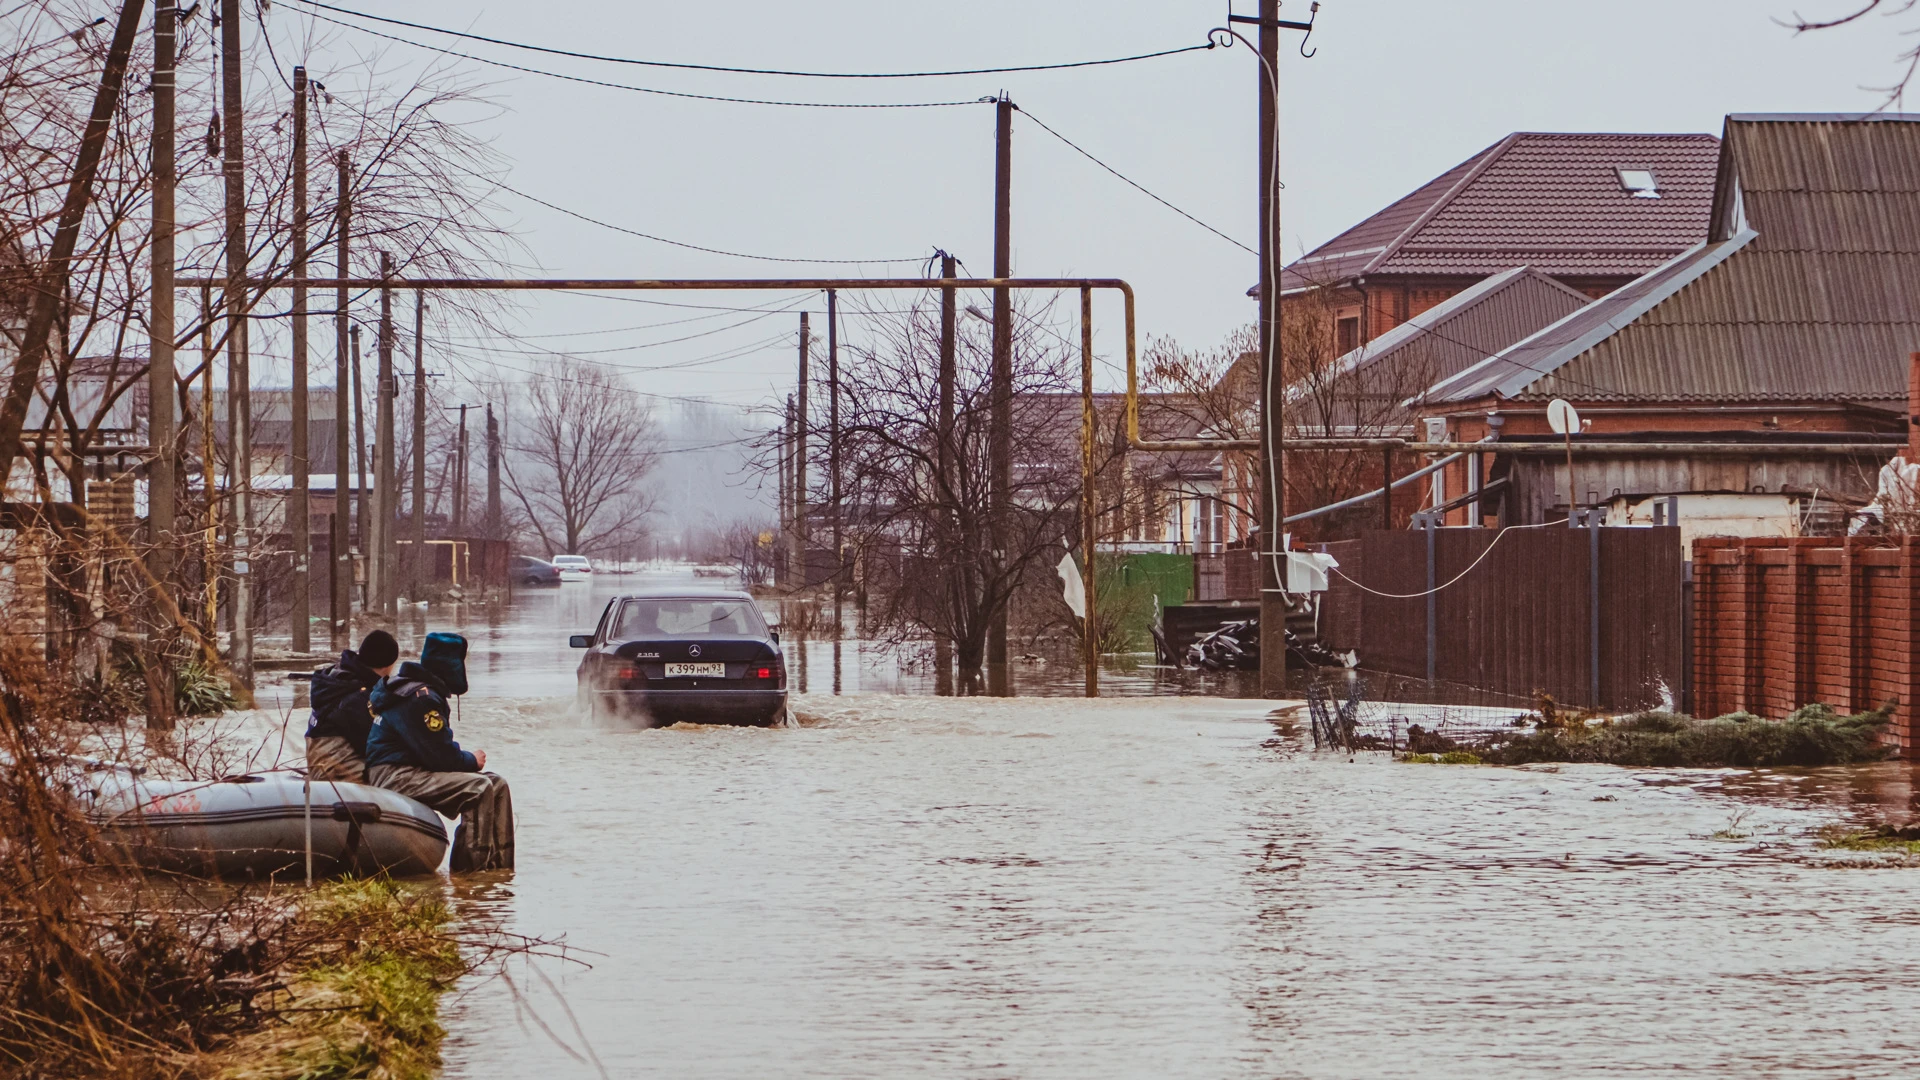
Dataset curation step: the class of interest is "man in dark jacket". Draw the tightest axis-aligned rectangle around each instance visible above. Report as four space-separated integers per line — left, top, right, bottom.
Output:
365 632 513 872
304 630 399 782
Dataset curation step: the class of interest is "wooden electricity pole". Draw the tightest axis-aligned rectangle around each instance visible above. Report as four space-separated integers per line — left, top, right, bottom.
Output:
351 324 367 610
483 401 499 534
289 65 310 653
375 252 394 615
149 0 176 591
1254 0 1288 699
454 403 469 530
331 152 351 645
936 251 956 696
792 312 808 589
221 0 253 684
828 290 841 635
989 92 1013 696
779 394 792 583
411 293 427 596
147 0 177 728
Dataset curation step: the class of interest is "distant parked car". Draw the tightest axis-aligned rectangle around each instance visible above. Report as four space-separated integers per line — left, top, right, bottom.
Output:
571 589 788 726
512 555 561 587
551 554 593 580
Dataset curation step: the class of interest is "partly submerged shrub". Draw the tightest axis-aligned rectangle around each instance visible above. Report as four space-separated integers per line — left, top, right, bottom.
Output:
174 658 239 717
1483 703 1895 768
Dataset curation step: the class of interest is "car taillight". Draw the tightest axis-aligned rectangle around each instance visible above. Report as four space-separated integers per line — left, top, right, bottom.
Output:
756 667 772 680
616 665 641 683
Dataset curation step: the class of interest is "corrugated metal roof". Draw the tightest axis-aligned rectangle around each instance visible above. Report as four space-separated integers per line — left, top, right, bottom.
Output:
1422 115 1920 408
1282 132 1721 292
1311 267 1590 422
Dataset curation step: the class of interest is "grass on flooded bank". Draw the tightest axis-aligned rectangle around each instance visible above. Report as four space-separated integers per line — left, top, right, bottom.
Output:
1398 703 1896 768
211 879 464 1080
1819 823 1920 856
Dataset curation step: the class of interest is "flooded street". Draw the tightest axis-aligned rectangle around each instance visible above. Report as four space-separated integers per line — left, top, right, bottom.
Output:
374 573 1920 1078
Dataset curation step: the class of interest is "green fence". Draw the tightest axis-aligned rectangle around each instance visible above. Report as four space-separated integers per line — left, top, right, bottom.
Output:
1094 552 1194 652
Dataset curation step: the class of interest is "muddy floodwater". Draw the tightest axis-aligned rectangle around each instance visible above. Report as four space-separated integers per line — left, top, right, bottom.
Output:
349 571 1920 1078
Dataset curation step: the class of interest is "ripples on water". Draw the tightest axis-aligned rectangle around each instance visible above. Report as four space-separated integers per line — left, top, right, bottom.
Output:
438 694 1920 1079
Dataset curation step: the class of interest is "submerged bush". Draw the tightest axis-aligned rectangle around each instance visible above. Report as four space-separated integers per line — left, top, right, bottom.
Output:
174 658 239 717
1482 703 1895 768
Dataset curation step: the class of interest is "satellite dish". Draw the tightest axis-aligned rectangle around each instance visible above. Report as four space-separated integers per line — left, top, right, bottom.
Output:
1547 398 1580 436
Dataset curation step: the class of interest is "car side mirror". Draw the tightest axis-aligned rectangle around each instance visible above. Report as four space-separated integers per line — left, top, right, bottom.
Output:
569 635 592 648
769 629 780 644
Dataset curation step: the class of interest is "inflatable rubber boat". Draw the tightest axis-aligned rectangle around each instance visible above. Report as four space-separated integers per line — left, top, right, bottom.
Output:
87 771 448 880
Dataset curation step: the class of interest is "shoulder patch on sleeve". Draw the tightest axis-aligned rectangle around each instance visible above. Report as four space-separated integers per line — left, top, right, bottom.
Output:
423 708 445 732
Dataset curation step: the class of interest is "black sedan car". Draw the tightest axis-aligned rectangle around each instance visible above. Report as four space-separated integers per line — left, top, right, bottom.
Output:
572 589 788 726
513 555 562 587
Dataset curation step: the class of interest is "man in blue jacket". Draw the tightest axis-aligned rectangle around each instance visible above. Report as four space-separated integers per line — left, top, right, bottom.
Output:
304 630 399 782
365 632 514 871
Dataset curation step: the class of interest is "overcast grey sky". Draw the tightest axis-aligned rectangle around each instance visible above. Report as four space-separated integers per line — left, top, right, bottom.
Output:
264 0 1907 410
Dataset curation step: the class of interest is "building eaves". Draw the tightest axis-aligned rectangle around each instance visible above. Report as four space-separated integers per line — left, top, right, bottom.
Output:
1416 230 1758 406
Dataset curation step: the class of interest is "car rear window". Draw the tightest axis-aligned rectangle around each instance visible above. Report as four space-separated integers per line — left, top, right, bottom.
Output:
613 599 764 639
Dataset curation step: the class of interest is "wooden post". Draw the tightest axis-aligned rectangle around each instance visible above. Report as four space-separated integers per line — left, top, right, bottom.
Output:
289 65 310 653
331 152 352 645
220 0 252 686
1080 286 1098 698
410 292 427 596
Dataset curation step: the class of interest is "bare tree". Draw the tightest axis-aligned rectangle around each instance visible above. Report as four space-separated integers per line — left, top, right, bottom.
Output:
501 357 659 556
1142 285 1442 543
1782 0 1920 106
806 293 1094 693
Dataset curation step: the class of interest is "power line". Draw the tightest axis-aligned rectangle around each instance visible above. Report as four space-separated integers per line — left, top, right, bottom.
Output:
1016 106 1255 256
292 7 989 108
489 177 927 265
288 0 1217 80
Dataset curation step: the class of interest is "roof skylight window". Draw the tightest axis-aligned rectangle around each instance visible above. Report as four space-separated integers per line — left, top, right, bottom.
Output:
1617 168 1661 198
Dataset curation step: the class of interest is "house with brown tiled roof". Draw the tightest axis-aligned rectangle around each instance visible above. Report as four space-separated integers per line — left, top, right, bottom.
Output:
1415 113 1920 535
1282 131 1723 355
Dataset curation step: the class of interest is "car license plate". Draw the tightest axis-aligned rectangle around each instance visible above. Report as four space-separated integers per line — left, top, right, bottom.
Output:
664 663 725 678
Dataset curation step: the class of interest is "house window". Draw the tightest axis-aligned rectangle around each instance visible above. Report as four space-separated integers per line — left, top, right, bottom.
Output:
1617 168 1660 199
1336 316 1359 355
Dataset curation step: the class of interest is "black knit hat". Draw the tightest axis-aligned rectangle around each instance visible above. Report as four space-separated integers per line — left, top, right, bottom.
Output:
358 629 400 669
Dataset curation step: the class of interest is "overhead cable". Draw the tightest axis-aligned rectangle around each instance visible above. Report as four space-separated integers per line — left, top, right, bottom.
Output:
293 7 986 108
490 177 928 265
288 0 1217 80
1015 106 1255 256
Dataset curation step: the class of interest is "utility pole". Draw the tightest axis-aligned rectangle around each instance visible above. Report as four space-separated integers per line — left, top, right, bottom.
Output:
201 286 217 635
351 324 367 610
411 293 427 596
792 312 808 589
148 0 176 593
1226 0 1315 697
453 403 469 530
988 92 1014 696
485 403 500 537
1257 0 1285 697
220 0 252 686
331 151 351 646
827 290 840 636
375 252 394 615
780 394 792 585
937 251 957 696
147 0 177 728
289 65 310 653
